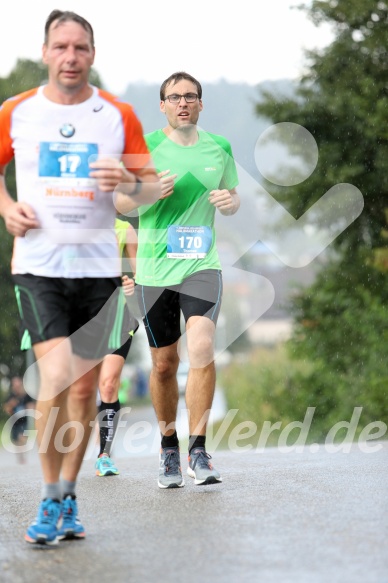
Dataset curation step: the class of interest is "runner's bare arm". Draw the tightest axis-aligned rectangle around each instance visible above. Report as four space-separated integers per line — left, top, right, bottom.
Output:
158 169 177 200
89 159 162 214
122 274 135 296
125 222 138 275
0 165 39 236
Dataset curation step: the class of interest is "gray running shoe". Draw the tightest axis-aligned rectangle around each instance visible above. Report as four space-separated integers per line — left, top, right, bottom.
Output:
158 446 185 489
187 447 222 485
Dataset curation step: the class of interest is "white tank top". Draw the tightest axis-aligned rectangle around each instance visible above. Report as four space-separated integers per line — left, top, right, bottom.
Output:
0 85 149 278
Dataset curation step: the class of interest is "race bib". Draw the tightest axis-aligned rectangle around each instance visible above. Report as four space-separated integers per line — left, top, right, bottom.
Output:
167 225 212 259
38 142 98 228
39 142 98 178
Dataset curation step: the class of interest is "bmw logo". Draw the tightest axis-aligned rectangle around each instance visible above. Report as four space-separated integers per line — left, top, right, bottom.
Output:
60 123 76 138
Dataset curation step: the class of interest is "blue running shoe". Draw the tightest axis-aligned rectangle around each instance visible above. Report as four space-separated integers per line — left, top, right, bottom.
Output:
57 495 85 540
25 498 62 545
95 453 119 477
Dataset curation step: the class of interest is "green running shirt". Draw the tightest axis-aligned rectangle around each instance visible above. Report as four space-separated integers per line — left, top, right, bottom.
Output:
136 129 239 286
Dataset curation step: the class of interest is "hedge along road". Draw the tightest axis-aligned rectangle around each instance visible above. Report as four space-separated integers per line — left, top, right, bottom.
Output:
0 435 387 583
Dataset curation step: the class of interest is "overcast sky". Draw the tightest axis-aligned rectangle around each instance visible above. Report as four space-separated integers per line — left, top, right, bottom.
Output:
1 1 334 94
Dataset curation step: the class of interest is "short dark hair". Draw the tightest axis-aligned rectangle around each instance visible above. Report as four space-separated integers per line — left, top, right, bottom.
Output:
44 10 95 47
160 71 202 101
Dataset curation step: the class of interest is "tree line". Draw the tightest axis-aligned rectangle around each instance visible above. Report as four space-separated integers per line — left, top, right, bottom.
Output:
246 0 388 433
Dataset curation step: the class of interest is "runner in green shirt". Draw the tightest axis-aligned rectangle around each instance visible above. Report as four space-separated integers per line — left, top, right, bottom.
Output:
136 128 238 287
120 71 240 488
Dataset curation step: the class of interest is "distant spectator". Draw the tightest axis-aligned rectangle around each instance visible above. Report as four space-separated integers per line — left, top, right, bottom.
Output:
134 366 148 399
3 376 35 463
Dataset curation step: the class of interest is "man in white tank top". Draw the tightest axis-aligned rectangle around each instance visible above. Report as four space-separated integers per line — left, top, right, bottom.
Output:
0 9 159 545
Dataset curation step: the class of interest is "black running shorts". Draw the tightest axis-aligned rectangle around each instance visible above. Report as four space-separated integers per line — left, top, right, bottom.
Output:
13 274 138 360
136 269 223 348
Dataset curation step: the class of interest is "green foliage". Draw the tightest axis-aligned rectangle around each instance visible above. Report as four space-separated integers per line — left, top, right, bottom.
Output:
220 339 386 446
245 0 388 439
0 237 21 373
0 159 23 374
219 345 325 444
220 345 311 426
290 256 388 422
256 0 388 253
0 59 48 102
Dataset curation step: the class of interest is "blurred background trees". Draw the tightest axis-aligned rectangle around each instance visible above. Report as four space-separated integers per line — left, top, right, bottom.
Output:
224 0 388 439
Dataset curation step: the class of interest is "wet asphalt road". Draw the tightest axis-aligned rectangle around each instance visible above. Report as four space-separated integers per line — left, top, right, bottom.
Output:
0 438 387 583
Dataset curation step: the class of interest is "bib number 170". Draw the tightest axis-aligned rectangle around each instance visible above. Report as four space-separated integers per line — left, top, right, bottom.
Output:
178 235 203 249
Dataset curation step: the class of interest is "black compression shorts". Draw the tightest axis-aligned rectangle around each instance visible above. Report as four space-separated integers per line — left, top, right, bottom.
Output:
13 274 138 360
136 269 222 348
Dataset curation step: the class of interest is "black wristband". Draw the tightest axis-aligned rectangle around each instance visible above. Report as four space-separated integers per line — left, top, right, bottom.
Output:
129 176 142 196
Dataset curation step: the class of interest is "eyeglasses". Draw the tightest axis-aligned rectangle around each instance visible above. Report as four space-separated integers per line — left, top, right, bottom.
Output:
163 93 199 103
